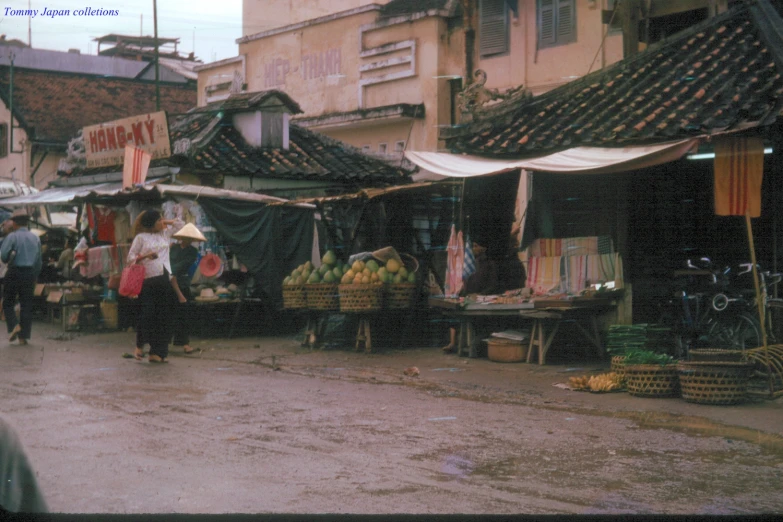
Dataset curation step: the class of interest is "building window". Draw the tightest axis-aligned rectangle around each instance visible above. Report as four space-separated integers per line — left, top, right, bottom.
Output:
480 0 509 58
538 0 576 48
378 143 387 154
394 141 406 153
362 144 371 152
0 124 7 158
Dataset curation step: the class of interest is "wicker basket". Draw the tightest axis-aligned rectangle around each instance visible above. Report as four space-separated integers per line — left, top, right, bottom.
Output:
677 361 754 405
305 283 340 311
688 349 746 363
487 338 528 363
339 284 384 312
624 364 680 398
385 283 417 309
610 355 627 376
282 284 307 309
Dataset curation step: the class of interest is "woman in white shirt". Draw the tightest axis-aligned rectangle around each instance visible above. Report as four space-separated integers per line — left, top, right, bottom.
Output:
127 210 183 363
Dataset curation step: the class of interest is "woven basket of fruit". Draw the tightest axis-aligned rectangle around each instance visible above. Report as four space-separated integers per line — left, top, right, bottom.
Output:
306 283 340 311
339 283 384 312
281 284 307 309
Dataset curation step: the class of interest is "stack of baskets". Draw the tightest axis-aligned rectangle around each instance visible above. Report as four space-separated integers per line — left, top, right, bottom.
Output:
677 360 755 405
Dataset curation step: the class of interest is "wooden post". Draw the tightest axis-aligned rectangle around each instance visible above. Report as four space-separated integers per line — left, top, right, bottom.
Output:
620 0 640 58
745 211 775 398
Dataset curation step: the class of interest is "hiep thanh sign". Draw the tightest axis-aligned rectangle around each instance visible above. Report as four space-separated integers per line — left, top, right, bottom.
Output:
83 112 171 169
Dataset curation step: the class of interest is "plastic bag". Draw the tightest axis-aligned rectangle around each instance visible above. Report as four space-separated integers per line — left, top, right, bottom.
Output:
118 264 145 298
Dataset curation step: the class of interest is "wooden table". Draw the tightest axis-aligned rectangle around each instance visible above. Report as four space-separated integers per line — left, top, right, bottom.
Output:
431 297 616 362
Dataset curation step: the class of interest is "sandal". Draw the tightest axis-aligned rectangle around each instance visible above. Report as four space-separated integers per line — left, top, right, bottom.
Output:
183 346 196 354
148 354 164 363
134 348 145 360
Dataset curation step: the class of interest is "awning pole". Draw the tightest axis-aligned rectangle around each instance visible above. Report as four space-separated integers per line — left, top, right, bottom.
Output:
746 210 775 398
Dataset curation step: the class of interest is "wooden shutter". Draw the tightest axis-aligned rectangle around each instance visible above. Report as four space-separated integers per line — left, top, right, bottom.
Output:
0 124 7 158
556 0 576 44
538 0 556 47
480 0 509 57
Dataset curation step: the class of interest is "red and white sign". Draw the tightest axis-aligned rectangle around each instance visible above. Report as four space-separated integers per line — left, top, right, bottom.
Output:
84 111 171 169
122 145 151 189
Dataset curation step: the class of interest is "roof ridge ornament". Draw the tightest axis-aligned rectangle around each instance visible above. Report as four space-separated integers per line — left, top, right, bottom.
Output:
456 69 531 123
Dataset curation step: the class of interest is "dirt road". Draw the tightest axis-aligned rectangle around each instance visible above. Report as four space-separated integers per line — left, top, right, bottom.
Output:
1 321 782 514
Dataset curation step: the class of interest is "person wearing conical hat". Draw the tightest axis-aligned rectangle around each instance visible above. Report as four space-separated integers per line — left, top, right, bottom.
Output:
170 223 206 355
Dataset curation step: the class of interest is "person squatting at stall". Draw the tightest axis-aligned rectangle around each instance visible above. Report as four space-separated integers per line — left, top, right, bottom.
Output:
1 210 42 346
128 210 185 363
170 223 206 355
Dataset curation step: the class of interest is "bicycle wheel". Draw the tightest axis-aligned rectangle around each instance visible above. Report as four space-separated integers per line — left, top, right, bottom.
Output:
703 312 762 350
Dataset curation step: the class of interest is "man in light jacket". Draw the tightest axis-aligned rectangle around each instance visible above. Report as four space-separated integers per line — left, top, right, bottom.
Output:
0 210 42 345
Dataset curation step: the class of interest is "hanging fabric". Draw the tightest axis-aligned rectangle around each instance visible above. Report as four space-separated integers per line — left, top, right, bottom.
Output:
714 137 765 217
445 225 464 297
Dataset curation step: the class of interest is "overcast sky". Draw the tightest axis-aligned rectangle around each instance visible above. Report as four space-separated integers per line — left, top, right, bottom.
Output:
0 0 243 63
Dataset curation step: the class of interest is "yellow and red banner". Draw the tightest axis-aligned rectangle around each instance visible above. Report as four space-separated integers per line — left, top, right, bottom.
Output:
714 137 765 217
122 145 151 189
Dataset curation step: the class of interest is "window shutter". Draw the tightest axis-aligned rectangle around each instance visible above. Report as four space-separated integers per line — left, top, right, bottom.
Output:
557 0 575 44
480 0 509 57
538 0 556 47
0 124 7 158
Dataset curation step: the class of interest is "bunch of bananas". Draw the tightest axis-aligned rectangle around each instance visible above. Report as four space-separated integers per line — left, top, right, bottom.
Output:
568 376 591 390
587 372 624 393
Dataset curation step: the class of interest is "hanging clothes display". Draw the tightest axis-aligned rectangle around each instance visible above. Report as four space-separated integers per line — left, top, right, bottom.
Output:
445 225 464 297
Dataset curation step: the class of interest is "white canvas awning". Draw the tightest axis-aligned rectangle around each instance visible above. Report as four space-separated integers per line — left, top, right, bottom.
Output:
406 139 700 180
0 182 295 207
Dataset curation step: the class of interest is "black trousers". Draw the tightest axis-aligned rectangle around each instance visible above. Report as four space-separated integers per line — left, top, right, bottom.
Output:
137 275 175 358
3 267 36 340
171 284 192 346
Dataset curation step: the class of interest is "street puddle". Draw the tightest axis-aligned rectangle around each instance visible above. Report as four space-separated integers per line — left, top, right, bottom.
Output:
627 410 783 452
441 455 474 478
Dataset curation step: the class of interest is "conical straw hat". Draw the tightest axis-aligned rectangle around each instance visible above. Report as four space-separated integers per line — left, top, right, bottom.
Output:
173 223 207 242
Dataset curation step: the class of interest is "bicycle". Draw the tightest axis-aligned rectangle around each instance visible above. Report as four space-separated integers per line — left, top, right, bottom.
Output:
657 258 779 358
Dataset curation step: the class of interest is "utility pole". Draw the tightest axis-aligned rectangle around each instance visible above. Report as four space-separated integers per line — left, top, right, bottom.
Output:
153 0 160 111
27 0 32 46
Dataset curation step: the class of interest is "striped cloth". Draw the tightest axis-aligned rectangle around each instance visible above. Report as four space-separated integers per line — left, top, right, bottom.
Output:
527 236 614 258
463 234 476 281
527 253 624 296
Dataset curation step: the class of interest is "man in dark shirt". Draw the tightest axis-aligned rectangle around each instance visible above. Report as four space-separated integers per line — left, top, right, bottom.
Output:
170 224 205 354
0 210 42 345
0 416 48 513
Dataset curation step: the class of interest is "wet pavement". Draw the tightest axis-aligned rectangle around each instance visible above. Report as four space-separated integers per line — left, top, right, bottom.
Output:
1 320 781 514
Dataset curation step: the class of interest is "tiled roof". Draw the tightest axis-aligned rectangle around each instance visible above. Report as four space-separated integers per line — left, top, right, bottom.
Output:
0 68 196 145
445 0 783 157
379 0 457 17
167 94 410 186
187 90 302 115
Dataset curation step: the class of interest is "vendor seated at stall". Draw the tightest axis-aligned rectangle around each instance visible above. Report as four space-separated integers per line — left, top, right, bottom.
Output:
442 243 525 353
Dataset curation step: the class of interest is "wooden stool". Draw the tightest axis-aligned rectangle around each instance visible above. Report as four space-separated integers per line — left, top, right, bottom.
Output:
302 312 326 349
354 315 372 353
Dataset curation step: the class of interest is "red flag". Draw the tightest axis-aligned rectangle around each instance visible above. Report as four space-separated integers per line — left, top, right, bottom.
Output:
123 145 151 189
714 137 765 217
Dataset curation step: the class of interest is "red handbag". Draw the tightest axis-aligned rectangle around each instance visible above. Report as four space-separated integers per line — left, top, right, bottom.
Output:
118 264 146 298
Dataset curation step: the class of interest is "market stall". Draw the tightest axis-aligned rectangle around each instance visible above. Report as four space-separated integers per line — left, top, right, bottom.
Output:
0 180 316 335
